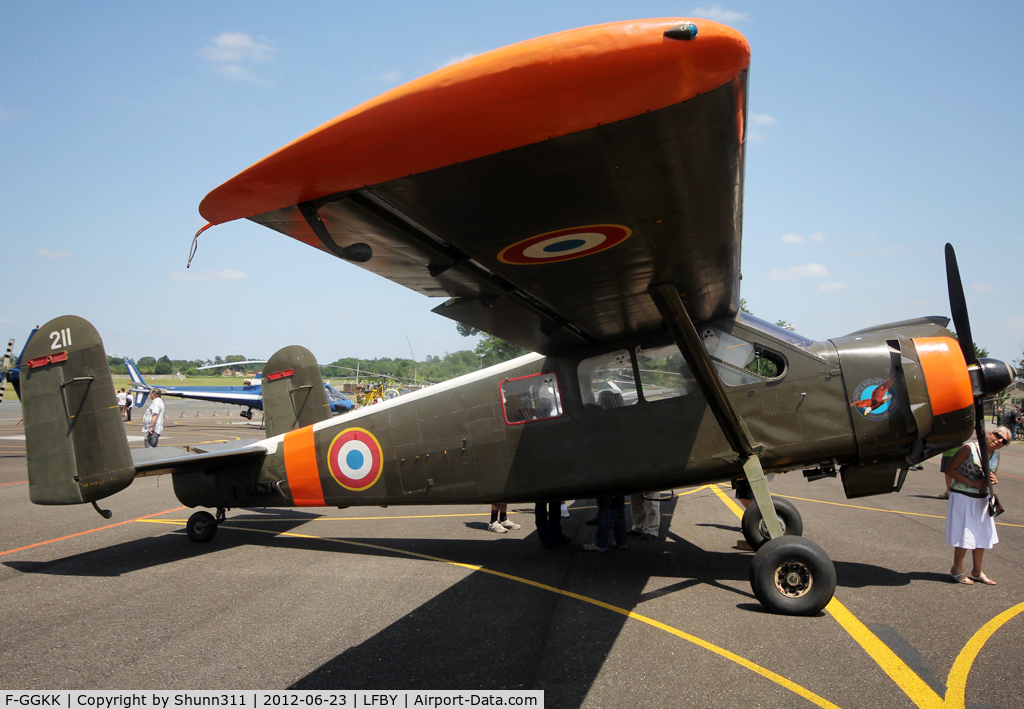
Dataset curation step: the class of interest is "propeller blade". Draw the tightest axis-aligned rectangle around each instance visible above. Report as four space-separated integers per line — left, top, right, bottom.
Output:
945 245 998 492
944 243 977 367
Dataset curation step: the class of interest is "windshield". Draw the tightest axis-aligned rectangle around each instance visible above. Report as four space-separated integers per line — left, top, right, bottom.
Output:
739 312 815 349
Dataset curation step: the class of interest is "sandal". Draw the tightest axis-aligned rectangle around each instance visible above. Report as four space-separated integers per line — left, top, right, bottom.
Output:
938 492 949 499
950 572 974 584
969 573 996 585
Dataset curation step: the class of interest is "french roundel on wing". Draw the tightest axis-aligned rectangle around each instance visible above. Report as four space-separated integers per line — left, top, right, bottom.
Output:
498 225 631 264
327 427 384 491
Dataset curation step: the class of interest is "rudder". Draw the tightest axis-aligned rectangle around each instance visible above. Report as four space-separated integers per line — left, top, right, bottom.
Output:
22 316 134 505
262 345 331 438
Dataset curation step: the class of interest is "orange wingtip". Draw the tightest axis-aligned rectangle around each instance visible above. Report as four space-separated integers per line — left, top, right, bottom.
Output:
913 337 974 416
200 18 750 225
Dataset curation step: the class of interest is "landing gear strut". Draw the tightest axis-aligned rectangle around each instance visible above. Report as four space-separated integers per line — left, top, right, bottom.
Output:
240 408 254 420
186 508 226 542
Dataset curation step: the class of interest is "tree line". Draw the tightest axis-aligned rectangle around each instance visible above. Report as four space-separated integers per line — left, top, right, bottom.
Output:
106 328 529 384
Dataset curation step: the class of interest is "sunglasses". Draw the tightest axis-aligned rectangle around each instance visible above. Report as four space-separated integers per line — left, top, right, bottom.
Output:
992 432 1008 445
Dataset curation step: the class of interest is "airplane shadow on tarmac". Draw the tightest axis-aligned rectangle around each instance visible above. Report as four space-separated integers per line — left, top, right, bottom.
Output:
2 508 323 577
3 497 944 706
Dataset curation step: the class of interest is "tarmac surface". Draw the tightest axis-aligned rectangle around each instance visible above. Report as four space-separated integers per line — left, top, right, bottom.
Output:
1 398 1022 708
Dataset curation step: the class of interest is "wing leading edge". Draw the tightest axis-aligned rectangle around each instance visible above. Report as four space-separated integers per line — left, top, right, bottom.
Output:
200 18 750 354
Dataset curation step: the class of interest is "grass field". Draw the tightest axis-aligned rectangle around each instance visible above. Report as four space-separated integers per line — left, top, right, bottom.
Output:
1 376 258 402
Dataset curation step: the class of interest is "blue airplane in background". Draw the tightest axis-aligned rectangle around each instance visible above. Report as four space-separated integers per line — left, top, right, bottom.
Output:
124 358 354 419
0 328 39 404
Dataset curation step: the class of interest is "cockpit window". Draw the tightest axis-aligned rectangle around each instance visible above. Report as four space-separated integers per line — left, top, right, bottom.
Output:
501 372 563 424
636 344 698 401
577 350 638 410
701 325 787 383
738 312 815 348
636 327 787 395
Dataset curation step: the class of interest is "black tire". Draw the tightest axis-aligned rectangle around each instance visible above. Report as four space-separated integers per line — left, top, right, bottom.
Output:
186 511 218 543
741 497 803 550
749 536 836 616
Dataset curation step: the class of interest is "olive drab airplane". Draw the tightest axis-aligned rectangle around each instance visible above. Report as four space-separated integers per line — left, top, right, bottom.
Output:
20 18 1016 615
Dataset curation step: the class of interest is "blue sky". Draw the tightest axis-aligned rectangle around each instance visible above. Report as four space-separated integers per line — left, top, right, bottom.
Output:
2 1 1021 367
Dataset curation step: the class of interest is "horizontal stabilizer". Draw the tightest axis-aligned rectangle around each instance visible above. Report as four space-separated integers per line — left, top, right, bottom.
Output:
131 443 265 478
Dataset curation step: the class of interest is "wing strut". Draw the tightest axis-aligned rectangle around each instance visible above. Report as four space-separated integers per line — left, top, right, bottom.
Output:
647 283 782 539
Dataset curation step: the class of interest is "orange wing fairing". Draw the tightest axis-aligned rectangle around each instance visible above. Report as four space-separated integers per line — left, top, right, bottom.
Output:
913 337 974 416
283 427 326 506
200 18 750 225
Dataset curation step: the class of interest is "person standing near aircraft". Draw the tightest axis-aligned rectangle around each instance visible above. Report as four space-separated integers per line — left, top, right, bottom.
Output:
142 389 165 447
629 491 662 540
938 447 958 500
116 388 127 421
535 501 570 549
584 495 628 551
1004 407 1019 441
945 427 1008 585
487 503 520 533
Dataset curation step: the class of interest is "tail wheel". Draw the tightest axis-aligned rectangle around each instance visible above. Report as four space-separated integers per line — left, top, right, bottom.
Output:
741 497 803 550
186 511 218 543
749 536 836 616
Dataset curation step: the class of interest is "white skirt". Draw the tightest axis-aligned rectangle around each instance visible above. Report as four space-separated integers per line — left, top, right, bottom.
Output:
945 493 999 549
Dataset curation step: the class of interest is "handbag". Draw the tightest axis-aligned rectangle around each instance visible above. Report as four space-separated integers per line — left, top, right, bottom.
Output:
988 494 1005 517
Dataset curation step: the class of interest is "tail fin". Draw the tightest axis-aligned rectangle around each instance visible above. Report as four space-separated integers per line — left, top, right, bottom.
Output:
262 345 331 438
123 357 151 408
22 316 134 505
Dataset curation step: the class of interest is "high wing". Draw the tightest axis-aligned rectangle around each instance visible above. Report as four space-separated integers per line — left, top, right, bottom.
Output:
199 18 750 355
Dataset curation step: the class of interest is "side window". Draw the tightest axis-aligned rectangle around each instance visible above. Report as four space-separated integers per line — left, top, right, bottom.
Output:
702 326 786 383
501 372 563 425
637 330 787 397
636 344 697 401
577 350 638 410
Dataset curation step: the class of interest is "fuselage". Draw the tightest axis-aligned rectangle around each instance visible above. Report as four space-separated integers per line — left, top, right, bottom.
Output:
172 313 975 510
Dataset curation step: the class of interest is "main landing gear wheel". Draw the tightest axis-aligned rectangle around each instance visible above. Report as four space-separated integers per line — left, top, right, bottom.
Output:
186 511 218 543
749 536 836 616
741 497 803 551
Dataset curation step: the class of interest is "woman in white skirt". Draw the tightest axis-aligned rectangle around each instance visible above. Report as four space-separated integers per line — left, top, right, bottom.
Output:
944 426 1009 585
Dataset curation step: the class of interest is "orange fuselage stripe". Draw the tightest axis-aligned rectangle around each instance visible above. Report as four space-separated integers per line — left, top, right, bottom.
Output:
913 337 973 416
284 427 325 506
200 18 750 225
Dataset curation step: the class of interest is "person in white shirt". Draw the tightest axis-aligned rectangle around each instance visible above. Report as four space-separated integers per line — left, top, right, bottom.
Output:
116 389 127 421
142 389 166 447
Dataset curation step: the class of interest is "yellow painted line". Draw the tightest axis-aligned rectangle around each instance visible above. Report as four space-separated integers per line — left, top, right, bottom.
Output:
944 601 1024 708
140 490 707 525
713 484 1024 707
826 598 943 708
0 480 27 487
709 482 746 517
773 493 1024 529
670 484 711 498
711 483 945 708
150 519 838 709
